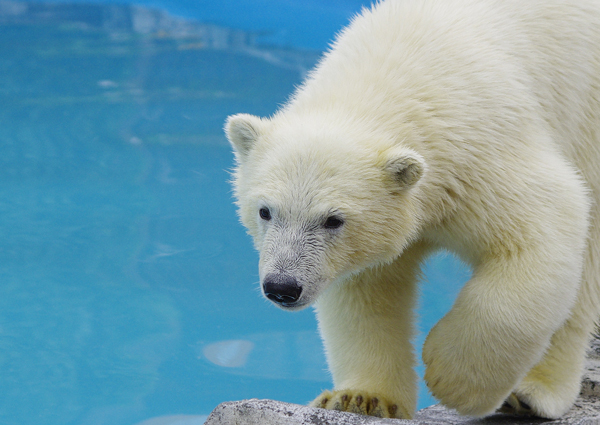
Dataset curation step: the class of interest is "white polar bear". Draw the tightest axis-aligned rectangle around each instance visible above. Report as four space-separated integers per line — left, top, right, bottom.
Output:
225 0 600 419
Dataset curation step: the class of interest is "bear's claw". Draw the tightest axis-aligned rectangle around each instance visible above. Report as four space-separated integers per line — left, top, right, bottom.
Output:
497 393 534 416
310 390 406 418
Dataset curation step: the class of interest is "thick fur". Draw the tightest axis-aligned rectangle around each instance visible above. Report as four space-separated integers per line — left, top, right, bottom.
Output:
225 0 600 419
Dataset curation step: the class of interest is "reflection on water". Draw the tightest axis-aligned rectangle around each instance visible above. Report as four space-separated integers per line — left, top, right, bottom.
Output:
201 331 328 381
203 340 255 368
0 3 468 425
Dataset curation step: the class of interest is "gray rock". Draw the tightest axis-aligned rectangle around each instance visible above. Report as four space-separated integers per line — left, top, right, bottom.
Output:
204 337 600 425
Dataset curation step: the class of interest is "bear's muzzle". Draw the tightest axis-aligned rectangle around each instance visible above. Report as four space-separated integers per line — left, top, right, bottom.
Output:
262 273 303 307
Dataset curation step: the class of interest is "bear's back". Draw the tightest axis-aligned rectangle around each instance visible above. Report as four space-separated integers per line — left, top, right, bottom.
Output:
286 0 600 190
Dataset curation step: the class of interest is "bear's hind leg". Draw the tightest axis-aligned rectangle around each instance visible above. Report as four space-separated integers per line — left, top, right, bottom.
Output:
508 212 600 419
504 318 590 418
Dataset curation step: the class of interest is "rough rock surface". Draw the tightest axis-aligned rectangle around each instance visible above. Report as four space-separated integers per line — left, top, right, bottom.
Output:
204 337 600 425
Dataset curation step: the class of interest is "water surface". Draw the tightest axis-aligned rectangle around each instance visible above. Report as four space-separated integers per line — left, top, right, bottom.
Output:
0 6 468 424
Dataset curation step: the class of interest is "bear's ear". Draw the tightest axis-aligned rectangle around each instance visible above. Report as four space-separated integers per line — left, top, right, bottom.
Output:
225 114 266 162
385 149 425 190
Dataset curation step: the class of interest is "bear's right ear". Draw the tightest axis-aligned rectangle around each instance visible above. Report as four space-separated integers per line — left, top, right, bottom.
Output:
225 114 265 162
384 148 426 191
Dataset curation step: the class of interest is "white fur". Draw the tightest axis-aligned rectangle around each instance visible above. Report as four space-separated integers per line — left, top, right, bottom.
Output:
226 0 600 419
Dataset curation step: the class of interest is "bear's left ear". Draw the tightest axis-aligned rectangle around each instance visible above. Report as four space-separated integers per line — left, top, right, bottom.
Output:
225 113 266 162
385 148 426 190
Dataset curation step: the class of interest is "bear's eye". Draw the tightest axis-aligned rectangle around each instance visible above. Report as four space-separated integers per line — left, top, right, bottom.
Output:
323 216 344 229
259 207 272 221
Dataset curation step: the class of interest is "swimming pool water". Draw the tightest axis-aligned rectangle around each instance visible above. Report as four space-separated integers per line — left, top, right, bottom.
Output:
0 5 469 425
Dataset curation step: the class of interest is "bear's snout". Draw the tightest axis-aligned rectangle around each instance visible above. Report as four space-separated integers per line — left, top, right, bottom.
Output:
263 273 303 306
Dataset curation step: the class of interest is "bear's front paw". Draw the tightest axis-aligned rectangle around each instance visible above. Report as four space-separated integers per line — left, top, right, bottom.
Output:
309 390 408 419
423 319 514 416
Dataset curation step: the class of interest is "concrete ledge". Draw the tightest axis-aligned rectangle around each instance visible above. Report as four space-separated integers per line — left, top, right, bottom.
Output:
205 337 600 425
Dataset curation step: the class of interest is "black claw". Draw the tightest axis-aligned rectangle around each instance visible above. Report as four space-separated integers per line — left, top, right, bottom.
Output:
371 397 379 408
520 400 532 411
356 395 363 406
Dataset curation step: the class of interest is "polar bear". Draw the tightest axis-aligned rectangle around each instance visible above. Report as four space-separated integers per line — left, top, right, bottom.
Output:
225 0 600 419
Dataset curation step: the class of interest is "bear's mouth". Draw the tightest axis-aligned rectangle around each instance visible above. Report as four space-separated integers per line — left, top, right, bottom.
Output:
266 295 302 309
263 289 311 311
271 299 310 311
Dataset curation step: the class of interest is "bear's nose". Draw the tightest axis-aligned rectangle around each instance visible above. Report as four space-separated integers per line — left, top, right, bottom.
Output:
263 274 302 306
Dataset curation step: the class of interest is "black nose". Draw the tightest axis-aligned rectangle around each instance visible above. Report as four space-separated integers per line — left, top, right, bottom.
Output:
263 274 302 306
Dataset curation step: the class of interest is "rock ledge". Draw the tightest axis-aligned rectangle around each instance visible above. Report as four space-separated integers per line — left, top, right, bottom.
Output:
205 337 600 425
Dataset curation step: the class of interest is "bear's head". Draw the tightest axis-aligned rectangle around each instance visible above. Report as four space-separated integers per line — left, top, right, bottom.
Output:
225 112 425 310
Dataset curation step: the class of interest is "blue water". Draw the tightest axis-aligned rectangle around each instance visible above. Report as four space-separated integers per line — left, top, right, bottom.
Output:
0 3 469 424
39 0 371 49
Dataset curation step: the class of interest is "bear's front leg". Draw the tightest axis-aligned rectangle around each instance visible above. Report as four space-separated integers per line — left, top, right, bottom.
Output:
423 244 584 416
311 243 428 419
